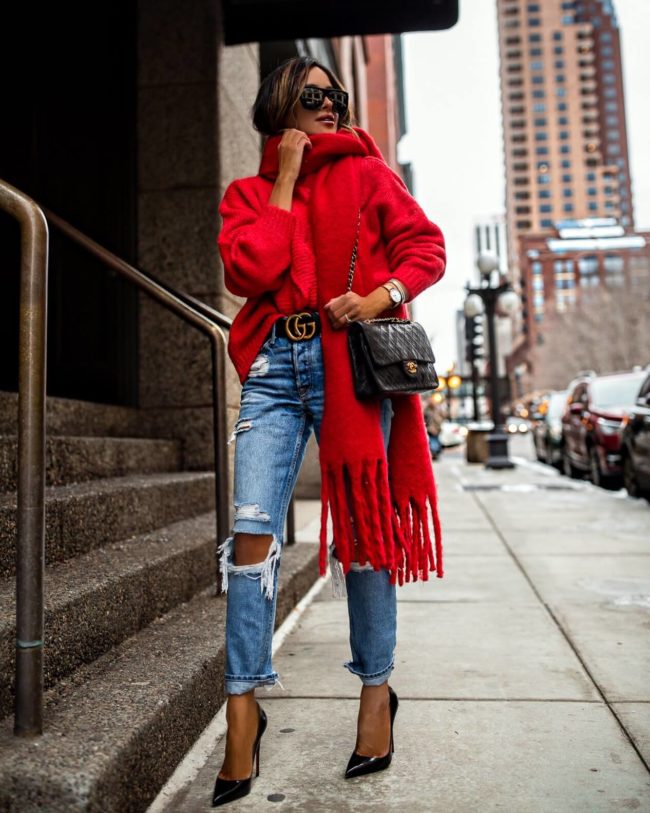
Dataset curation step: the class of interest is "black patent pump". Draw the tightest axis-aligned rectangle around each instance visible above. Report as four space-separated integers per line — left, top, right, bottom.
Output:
212 703 268 807
345 685 398 779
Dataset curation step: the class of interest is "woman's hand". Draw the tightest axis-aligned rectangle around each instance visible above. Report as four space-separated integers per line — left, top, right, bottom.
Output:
324 288 393 330
276 129 312 183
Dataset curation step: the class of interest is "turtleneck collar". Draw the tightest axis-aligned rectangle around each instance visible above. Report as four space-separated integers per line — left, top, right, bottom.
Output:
258 127 384 180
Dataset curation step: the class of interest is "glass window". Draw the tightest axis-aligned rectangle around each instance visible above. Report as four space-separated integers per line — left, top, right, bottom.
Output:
540 204 552 213
531 60 543 70
563 203 574 212
536 146 549 155
556 87 566 97
532 261 542 273
608 144 621 155
553 32 562 41
587 171 596 181
591 374 647 409
560 145 570 153
603 59 615 70
554 46 563 55
554 59 565 69
539 189 551 198
530 47 542 56
556 74 565 83
532 76 544 84
605 101 617 112
533 90 545 98
604 87 617 98
563 188 572 197
527 3 541 11
529 18 541 27
562 174 571 182
561 14 574 23
602 46 613 56
557 102 567 111
606 115 618 126
532 276 544 290
587 187 597 196
559 130 569 140
538 174 550 184
603 73 615 85
529 33 542 42
607 130 620 141
558 116 568 125
534 117 547 126
533 103 546 112
561 159 571 168
601 32 612 42
588 201 598 211
541 218 554 228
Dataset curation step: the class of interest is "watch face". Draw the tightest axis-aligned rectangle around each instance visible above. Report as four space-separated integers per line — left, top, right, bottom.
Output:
390 288 401 304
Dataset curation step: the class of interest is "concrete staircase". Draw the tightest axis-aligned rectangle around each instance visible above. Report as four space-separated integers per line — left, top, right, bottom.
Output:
0 394 319 812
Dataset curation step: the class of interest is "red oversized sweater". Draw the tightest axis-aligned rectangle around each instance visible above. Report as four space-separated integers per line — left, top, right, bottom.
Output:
218 145 446 382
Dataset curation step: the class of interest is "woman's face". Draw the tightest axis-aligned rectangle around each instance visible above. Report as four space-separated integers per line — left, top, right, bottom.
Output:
291 67 342 135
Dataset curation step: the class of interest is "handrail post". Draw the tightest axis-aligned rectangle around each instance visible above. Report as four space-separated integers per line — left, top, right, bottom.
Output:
210 330 231 588
0 179 49 736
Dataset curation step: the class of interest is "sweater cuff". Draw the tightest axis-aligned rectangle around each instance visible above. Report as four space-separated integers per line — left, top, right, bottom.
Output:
260 204 297 236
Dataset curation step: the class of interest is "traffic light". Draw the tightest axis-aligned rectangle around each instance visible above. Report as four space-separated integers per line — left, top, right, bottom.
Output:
465 315 484 364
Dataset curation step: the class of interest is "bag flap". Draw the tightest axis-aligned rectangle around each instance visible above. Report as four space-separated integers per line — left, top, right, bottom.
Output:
355 320 436 366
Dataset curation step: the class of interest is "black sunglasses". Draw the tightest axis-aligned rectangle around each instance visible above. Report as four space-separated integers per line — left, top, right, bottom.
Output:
299 85 349 116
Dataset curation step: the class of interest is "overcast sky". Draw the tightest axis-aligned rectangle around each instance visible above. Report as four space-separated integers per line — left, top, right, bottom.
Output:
401 0 650 373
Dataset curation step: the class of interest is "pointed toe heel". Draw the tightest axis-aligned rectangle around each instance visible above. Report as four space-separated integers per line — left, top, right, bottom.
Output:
212 704 267 807
345 686 399 779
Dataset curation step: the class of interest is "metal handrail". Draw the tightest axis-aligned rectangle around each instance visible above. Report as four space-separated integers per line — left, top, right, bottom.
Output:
2 179 297 737
0 180 49 737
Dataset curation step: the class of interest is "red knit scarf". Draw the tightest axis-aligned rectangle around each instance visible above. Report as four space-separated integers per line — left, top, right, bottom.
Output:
261 129 443 585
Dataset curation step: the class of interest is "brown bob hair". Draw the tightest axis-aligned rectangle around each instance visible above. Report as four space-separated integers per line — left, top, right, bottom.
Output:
252 56 355 136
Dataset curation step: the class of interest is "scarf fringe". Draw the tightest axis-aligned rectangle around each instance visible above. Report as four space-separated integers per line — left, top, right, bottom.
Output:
319 458 443 586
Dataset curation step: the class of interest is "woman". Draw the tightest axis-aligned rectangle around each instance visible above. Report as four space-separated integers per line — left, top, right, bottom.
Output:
214 56 446 807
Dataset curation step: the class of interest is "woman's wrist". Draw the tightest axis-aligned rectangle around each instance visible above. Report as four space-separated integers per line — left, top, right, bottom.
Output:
268 176 296 210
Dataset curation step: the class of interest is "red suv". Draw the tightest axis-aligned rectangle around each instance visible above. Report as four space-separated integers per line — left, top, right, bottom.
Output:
561 370 646 487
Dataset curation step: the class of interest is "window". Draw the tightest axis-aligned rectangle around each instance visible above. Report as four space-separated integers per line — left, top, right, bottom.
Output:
511 133 526 143
603 73 615 85
512 147 528 157
528 18 541 27
531 60 543 70
559 130 569 140
514 191 530 200
554 46 563 55
607 130 620 141
537 160 550 170
533 103 546 112
532 75 544 84
553 32 562 41
515 205 531 215
603 59 614 70
541 218 553 228
513 162 529 172
536 146 549 155
561 14 574 24
558 116 568 125
530 47 542 56
579 255 599 286
533 90 545 98
562 188 572 198
560 145 570 153
557 102 567 111
527 3 540 11
539 189 551 198
604 87 617 98
538 174 550 184
554 60 565 69
506 36 522 46
608 144 621 155
587 187 597 196
556 74 565 83
516 220 532 229
587 171 596 181
532 261 542 274
534 117 547 126
602 46 613 56
605 101 617 112
561 159 571 168
556 87 567 97
601 32 612 42
529 33 541 42
606 115 618 126
562 173 572 183
588 201 598 211
540 204 552 213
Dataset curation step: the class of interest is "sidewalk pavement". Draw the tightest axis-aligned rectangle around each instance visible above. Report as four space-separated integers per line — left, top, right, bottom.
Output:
157 441 650 812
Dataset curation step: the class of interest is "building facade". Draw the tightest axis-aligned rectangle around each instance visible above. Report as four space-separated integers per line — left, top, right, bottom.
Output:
497 0 633 281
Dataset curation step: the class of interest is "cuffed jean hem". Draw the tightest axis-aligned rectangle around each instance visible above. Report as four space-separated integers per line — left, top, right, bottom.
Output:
343 659 394 686
225 673 280 695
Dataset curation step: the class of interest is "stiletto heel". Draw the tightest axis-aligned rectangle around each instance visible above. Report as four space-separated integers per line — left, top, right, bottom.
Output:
212 702 268 807
345 685 399 779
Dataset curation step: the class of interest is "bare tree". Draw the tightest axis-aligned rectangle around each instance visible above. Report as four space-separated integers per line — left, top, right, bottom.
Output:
532 279 650 390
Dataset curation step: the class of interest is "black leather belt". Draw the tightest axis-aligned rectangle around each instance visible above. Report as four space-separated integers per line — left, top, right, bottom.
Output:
275 311 321 341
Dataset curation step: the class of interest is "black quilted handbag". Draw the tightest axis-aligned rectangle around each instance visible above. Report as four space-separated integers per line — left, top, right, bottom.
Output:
346 212 439 399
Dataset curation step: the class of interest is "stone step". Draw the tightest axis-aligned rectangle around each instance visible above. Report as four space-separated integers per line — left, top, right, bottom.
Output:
0 542 320 813
0 471 215 578
0 512 218 721
0 435 182 493
0 391 147 438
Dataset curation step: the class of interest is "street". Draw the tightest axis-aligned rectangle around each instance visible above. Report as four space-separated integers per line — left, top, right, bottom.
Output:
154 433 650 812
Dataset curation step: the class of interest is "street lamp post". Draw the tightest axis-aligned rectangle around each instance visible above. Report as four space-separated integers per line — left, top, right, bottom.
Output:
464 252 520 470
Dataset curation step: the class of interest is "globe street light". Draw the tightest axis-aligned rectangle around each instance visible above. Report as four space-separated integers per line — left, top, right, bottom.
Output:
464 251 520 469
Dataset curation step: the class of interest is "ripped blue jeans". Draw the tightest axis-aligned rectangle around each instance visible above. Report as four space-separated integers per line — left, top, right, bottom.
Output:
220 325 397 695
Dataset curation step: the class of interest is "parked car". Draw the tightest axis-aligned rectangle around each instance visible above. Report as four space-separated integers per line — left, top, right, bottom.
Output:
620 369 650 500
532 390 568 467
561 370 647 486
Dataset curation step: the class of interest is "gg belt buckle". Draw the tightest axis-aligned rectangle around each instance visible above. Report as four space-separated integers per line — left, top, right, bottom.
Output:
285 311 316 341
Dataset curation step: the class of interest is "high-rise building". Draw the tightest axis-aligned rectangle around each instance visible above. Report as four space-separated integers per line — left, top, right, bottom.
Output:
496 0 634 279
